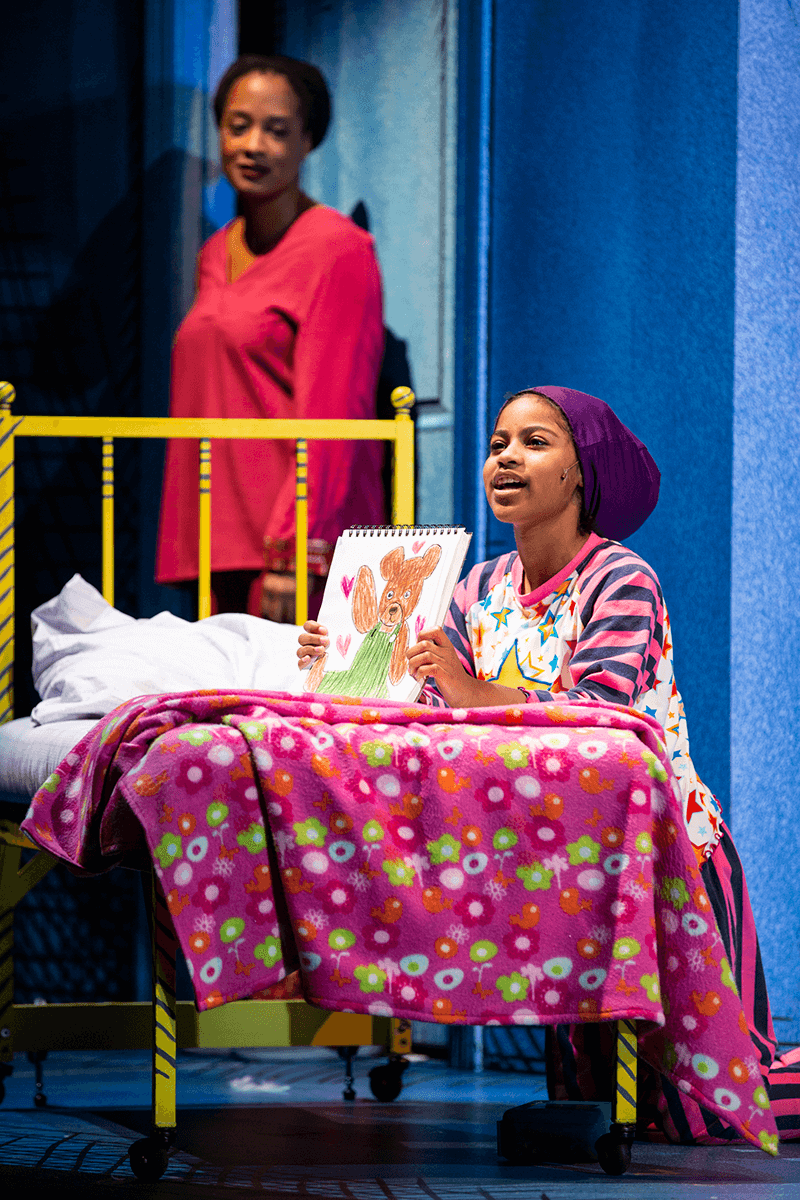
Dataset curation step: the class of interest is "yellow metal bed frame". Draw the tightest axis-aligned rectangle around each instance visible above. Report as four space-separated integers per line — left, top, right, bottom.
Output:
0 382 418 1180
0 379 640 1178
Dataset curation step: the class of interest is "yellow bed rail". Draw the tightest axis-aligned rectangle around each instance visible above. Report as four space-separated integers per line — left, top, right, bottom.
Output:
0 382 415 723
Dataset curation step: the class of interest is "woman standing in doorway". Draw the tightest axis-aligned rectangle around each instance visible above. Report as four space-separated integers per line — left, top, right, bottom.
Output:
156 55 385 620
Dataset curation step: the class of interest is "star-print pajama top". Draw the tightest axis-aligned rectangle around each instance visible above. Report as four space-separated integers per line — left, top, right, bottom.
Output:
425 532 722 863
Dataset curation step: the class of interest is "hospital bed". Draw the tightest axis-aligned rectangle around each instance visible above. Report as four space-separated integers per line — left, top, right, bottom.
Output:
1 380 774 1179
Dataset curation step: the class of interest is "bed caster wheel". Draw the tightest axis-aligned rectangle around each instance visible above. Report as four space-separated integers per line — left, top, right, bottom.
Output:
0 1080 5 1105
595 1132 632 1176
129 1135 170 1182
369 1062 405 1102
34 1092 48 1108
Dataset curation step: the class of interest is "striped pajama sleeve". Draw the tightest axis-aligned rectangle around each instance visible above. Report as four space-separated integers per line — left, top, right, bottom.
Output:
420 545 664 710
535 550 664 706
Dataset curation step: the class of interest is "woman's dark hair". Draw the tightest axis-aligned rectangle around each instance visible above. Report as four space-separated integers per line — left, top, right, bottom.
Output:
213 55 331 148
495 389 594 534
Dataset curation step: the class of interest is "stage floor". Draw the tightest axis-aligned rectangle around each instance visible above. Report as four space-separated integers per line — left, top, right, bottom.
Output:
1 1047 799 1198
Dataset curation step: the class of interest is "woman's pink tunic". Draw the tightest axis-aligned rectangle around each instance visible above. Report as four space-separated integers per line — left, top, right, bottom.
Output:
156 205 385 582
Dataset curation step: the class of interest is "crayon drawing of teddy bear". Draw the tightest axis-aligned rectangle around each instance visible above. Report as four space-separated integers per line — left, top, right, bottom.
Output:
306 544 442 699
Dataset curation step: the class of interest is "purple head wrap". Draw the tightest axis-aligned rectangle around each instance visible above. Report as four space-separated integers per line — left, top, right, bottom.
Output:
525 386 660 541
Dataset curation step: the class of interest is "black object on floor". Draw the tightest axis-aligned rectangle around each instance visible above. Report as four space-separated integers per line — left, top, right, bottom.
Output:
497 1098 612 1164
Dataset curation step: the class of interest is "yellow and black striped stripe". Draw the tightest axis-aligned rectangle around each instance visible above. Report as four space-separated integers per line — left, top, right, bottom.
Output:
613 1018 638 1124
152 877 177 1130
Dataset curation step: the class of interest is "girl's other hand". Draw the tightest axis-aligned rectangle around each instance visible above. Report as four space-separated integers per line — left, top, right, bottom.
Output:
407 626 472 706
408 626 527 709
297 619 329 667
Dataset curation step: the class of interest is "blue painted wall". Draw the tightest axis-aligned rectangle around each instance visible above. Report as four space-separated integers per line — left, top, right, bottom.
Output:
457 0 738 810
732 0 800 1038
454 0 799 1036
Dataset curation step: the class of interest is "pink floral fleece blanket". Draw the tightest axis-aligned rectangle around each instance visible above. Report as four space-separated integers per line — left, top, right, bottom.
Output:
22 689 777 1154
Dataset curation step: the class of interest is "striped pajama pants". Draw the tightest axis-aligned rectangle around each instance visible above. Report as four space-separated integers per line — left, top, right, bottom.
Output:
547 824 800 1143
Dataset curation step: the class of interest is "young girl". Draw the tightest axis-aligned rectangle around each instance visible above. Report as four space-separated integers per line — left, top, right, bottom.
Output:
299 385 800 1143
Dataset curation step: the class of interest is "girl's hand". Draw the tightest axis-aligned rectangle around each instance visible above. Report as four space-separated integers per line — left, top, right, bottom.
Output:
408 626 533 709
407 627 477 707
297 619 329 668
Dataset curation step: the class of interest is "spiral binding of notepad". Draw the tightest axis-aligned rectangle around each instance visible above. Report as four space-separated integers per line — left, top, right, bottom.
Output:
345 525 467 537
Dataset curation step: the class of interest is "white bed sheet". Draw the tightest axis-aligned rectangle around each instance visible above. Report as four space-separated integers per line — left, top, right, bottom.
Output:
1 574 306 800
30 574 302 724
0 717 99 799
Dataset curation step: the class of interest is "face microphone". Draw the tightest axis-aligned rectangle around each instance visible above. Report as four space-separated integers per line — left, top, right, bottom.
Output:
561 461 579 481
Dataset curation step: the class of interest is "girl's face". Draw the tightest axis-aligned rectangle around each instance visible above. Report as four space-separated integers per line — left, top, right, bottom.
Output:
483 393 583 532
220 71 311 199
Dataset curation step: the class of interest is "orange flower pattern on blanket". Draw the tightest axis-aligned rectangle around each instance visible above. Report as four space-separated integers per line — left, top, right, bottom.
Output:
21 690 776 1156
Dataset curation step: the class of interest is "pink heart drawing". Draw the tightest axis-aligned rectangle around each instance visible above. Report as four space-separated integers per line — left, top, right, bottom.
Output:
336 633 351 659
340 574 355 599
415 614 426 640
412 540 425 554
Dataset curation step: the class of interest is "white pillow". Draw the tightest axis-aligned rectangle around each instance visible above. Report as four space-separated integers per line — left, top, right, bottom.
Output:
30 574 302 724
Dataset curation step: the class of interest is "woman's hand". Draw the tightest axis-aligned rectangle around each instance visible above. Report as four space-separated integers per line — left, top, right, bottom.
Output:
297 619 329 668
262 572 328 624
261 573 296 624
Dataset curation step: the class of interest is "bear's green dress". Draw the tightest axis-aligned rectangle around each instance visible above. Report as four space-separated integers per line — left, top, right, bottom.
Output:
318 622 401 699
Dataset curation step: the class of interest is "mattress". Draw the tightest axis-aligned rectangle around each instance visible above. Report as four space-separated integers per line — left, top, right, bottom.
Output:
0 716 99 802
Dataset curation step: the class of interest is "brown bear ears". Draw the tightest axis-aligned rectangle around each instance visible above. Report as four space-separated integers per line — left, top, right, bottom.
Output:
417 544 442 578
379 543 442 581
